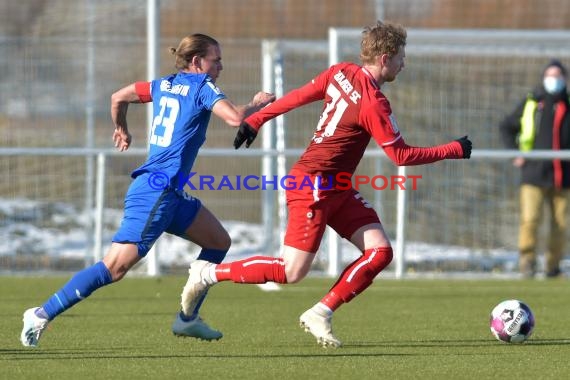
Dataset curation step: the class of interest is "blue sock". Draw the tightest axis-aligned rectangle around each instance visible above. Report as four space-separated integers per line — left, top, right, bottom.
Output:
41 261 113 320
183 248 227 319
197 248 227 265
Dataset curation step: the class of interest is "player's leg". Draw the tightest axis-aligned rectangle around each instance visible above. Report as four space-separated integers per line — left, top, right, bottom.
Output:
201 193 326 285
518 184 544 278
179 242 317 343
206 244 315 284
322 222 392 309
180 176 329 345
177 246 306 340
299 223 391 348
180 203 230 315
300 190 391 347
45 243 140 318
21 174 170 347
171 199 229 340
546 188 569 277
21 243 140 347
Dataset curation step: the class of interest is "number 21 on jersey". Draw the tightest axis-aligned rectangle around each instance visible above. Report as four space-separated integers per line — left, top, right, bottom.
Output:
313 83 348 144
150 96 179 147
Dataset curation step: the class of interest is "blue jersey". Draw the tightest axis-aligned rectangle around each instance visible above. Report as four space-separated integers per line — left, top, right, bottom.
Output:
132 72 226 189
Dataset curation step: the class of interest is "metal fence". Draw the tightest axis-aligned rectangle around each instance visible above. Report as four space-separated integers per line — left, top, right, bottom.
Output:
2 1 570 277
2 147 570 279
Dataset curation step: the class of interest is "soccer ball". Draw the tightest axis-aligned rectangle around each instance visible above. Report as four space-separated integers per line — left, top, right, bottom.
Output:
489 299 535 343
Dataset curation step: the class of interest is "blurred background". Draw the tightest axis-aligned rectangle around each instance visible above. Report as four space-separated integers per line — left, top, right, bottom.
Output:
1 0 570 276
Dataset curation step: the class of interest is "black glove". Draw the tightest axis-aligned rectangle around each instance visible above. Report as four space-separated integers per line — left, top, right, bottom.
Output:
233 122 258 149
455 135 472 159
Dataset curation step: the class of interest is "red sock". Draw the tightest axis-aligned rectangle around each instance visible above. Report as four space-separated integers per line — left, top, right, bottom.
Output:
215 256 288 284
320 247 393 311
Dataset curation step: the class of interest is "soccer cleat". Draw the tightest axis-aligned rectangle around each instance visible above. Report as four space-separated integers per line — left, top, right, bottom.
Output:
180 260 214 316
172 313 222 341
20 307 49 347
299 308 342 348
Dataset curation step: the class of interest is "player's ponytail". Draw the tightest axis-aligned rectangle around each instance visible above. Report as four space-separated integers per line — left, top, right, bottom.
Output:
171 34 219 71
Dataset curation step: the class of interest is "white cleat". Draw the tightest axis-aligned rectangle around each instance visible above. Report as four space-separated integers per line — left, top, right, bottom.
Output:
172 313 222 341
299 308 342 348
180 260 214 316
20 307 49 347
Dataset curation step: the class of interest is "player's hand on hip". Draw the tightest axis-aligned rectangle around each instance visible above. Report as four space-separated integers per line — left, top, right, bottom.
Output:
234 122 258 149
455 135 472 159
113 128 132 152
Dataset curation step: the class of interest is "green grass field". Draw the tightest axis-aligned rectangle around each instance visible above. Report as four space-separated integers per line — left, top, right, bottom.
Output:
2 276 570 379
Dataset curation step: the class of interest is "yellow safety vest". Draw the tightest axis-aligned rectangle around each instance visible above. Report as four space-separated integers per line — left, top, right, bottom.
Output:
518 97 538 152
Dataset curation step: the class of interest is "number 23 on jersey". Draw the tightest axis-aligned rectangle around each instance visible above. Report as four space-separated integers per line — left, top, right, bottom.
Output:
150 96 179 147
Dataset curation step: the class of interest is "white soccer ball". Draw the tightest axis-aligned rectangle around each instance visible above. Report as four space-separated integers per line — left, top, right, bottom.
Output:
489 299 535 343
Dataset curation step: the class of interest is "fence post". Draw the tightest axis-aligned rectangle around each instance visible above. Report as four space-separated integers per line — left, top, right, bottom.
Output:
93 152 106 263
145 0 161 277
262 40 277 254
395 165 407 279
326 228 341 277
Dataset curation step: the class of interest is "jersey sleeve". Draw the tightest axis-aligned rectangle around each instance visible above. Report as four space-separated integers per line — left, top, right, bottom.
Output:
382 136 464 165
361 98 463 165
360 99 402 147
245 69 331 130
199 78 227 110
134 81 152 103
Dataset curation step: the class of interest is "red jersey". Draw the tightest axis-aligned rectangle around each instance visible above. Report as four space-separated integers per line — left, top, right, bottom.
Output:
245 62 463 175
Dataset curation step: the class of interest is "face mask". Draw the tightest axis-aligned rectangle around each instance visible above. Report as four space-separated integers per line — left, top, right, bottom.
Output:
543 76 566 94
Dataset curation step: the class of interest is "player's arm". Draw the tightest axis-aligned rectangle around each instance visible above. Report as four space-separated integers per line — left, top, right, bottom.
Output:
382 137 470 166
110 82 151 151
212 91 276 127
234 78 326 148
363 102 471 165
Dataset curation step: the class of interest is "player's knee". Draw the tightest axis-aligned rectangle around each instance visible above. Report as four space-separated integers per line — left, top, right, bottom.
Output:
107 264 129 282
284 267 308 284
284 272 304 284
368 246 393 275
211 230 231 251
102 244 139 282
220 232 231 251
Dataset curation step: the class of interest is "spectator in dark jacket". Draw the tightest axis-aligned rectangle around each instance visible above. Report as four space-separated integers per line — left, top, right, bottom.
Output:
500 59 570 278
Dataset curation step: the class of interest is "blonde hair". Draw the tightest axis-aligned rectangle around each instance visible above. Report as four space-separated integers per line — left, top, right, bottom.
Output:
360 21 407 65
169 33 219 71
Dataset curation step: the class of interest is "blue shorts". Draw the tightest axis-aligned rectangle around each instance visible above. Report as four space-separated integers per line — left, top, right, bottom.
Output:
112 173 202 256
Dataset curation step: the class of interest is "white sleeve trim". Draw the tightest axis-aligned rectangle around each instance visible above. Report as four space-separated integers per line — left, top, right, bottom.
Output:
380 134 402 147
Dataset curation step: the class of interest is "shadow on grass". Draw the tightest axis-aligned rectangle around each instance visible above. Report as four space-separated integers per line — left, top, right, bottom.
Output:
1 348 414 360
345 337 570 348
0 311 176 318
3 338 569 361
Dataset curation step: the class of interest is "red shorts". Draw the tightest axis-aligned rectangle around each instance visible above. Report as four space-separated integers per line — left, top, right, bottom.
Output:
283 170 380 253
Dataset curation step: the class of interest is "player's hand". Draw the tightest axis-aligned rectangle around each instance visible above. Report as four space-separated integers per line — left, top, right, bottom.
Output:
113 128 132 152
455 135 472 159
234 122 258 149
252 91 276 108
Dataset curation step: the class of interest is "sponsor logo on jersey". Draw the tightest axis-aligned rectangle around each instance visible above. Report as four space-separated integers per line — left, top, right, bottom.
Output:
159 80 190 96
206 81 222 95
